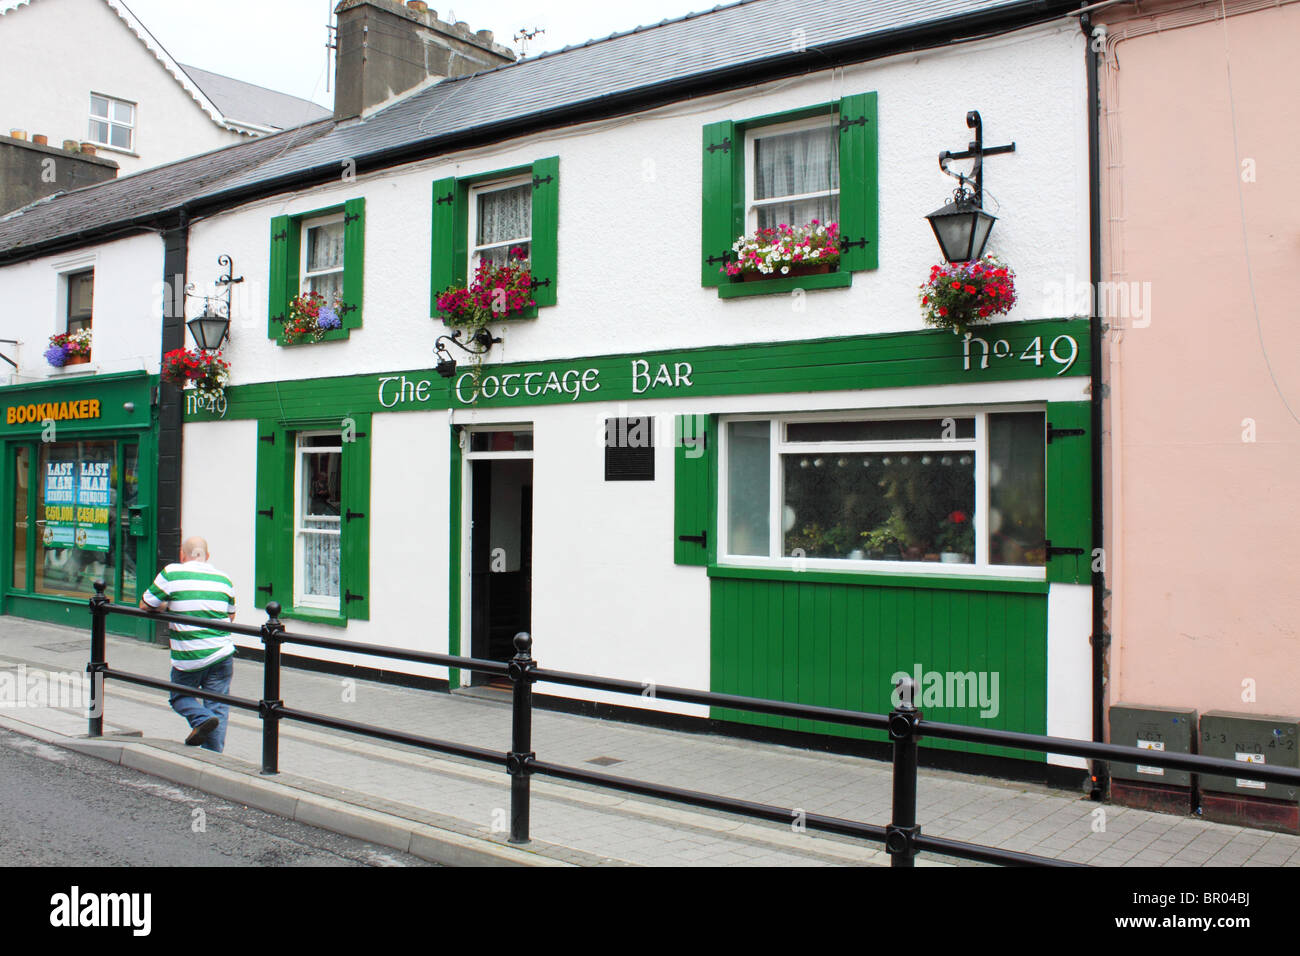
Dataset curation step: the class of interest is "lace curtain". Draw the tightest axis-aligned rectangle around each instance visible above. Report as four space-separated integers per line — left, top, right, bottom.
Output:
476 185 531 264
754 125 840 230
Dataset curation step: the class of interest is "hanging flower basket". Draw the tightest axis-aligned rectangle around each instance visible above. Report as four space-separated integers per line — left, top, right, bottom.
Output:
918 255 1017 335
435 249 535 329
723 221 841 279
279 291 344 345
161 347 230 405
46 329 91 367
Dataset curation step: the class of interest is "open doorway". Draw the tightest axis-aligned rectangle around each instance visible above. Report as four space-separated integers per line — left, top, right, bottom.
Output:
465 428 533 687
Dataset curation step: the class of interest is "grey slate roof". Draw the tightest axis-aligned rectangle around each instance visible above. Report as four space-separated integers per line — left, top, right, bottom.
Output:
0 0 1074 259
0 121 332 257
203 0 1064 199
180 64 333 131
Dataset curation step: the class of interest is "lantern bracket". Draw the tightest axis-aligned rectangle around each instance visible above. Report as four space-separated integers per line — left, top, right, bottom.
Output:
937 110 1015 208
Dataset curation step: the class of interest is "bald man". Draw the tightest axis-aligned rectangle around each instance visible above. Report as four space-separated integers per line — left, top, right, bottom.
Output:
140 537 237 752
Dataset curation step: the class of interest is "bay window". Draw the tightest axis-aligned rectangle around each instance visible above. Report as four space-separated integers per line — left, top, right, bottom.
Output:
719 409 1047 576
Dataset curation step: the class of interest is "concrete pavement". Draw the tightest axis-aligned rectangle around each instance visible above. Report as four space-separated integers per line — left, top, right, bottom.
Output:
2 616 1298 867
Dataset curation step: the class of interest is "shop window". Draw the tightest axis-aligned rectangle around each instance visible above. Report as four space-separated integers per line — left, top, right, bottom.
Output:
66 269 94 335
702 92 877 298
266 198 366 344
89 94 134 152
11 446 29 590
430 157 559 321
604 417 655 481
254 417 371 623
716 410 1048 576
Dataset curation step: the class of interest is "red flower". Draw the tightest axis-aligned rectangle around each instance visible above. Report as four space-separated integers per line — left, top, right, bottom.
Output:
964 285 977 294
951 281 962 290
949 510 967 524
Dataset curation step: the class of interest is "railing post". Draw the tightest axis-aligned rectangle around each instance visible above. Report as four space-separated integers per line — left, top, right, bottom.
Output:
506 632 536 844
886 676 922 868
259 602 284 775
87 580 108 738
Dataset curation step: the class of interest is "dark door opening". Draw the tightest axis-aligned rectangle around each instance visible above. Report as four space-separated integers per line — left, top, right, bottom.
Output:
469 457 533 687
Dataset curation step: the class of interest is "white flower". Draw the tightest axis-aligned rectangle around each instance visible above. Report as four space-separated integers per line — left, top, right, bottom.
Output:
781 266 790 274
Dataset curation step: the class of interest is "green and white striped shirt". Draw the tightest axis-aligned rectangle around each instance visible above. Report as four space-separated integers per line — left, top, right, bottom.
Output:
143 561 236 672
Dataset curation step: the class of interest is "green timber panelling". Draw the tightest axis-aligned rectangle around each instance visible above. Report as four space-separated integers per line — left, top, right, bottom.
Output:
267 214 292 339
1045 401 1092 584
429 176 463 316
342 413 371 619
700 120 739 287
341 198 366 330
837 91 878 273
529 157 559 308
709 576 1048 761
253 420 290 612
673 414 713 566
447 425 462 689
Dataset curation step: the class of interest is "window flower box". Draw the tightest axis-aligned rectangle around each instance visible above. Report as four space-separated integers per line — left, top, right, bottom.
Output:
435 250 536 328
723 221 841 281
46 329 91 367
279 291 344 345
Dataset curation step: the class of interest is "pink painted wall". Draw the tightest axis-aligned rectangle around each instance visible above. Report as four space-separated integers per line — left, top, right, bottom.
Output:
1099 1 1300 726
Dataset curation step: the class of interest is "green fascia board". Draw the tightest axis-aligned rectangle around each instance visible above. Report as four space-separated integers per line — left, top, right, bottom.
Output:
717 271 852 298
707 563 1049 594
0 371 156 436
187 318 1092 423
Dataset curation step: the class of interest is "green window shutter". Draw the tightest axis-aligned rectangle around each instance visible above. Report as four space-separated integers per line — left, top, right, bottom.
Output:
430 176 467 318
341 198 365 330
1044 401 1092 584
254 420 289 610
529 156 559 308
342 414 372 620
267 215 292 340
701 120 738 288
673 414 713 566
837 91 878 273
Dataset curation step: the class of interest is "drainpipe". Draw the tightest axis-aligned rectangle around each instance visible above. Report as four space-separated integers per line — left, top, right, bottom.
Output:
1081 10 1109 799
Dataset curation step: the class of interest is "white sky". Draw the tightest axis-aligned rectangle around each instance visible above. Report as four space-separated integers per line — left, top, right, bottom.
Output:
1 0 719 108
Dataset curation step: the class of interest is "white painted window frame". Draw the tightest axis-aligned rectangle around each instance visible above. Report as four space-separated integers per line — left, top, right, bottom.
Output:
716 405 1047 580
467 176 532 275
88 93 136 152
293 430 343 612
299 212 346 299
743 113 841 234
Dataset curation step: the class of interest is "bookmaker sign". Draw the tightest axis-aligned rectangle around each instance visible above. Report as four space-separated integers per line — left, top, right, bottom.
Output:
6 399 102 425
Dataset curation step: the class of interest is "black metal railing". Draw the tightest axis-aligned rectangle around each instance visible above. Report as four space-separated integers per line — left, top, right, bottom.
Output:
87 582 1300 867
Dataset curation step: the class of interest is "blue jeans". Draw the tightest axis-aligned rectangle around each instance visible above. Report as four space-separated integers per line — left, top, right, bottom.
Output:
169 654 234 753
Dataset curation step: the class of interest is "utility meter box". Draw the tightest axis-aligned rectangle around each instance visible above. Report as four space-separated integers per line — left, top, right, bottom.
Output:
1199 711 1300 802
1109 704 1196 788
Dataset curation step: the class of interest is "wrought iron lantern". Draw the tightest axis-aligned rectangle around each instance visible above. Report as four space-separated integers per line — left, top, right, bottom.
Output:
924 111 1015 263
434 327 502 378
186 255 242 351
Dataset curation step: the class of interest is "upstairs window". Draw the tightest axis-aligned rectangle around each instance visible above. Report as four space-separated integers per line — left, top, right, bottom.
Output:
301 214 346 302
89 94 134 151
701 92 877 298
748 118 840 231
266 198 366 345
66 269 93 334
431 157 559 322
471 179 532 270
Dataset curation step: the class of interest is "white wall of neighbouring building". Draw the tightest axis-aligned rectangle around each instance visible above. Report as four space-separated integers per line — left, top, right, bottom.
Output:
0 231 164 385
0 0 246 175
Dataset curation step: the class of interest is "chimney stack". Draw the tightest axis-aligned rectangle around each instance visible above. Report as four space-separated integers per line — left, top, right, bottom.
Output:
333 0 516 122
